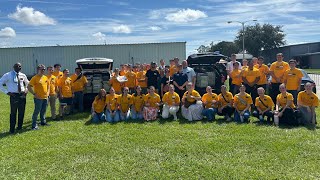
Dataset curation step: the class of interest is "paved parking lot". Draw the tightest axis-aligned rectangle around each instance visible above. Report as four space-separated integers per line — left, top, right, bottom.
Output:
308 73 320 98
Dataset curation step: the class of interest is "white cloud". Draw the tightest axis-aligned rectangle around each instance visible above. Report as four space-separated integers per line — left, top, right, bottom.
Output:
149 8 179 19
112 25 131 34
92 32 106 41
8 5 56 26
165 9 207 23
149 26 162 31
0 27 16 38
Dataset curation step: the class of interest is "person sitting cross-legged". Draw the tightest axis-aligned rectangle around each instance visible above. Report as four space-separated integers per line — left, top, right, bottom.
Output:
297 82 319 125
106 87 120 123
252 87 274 123
217 85 235 121
233 84 253 123
201 86 218 121
131 86 145 120
92 89 107 123
162 85 180 120
143 86 161 121
181 82 203 121
117 87 133 121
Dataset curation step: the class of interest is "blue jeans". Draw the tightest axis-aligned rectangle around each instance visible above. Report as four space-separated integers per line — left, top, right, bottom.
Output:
32 98 48 128
73 91 84 112
92 112 106 123
106 110 120 123
234 110 250 122
119 110 130 121
131 108 143 120
202 108 217 120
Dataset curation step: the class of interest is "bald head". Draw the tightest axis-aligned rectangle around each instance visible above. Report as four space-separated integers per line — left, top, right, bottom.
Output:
182 60 188 68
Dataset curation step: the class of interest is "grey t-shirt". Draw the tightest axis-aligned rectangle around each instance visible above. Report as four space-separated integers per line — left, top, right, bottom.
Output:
182 67 196 82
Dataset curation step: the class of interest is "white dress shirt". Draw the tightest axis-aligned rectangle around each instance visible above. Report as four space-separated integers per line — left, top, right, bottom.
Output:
226 61 242 72
0 71 29 94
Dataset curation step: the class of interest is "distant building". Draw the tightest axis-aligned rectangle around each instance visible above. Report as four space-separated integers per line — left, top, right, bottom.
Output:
0 42 186 76
261 42 320 68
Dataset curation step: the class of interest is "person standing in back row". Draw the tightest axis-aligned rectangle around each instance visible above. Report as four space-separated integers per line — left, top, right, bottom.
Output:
46 66 58 120
52 64 63 79
146 62 160 93
70 68 88 113
254 56 269 90
283 59 303 105
0 62 29 134
269 53 290 103
226 54 241 92
28 64 50 130
182 60 196 86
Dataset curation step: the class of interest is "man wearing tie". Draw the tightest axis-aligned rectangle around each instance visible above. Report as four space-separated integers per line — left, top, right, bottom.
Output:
0 63 29 134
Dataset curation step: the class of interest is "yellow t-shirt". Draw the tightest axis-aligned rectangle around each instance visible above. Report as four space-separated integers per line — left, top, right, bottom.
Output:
183 90 201 103
269 61 290 83
298 91 319 107
242 68 261 84
230 69 242 86
120 70 126 76
110 76 122 93
144 93 161 108
125 71 136 88
136 71 147 88
233 93 253 111
169 65 178 77
106 94 119 111
52 71 63 79
276 92 295 108
132 94 145 112
218 92 233 108
93 96 106 113
70 74 88 92
162 92 180 106
202 93 218 108
283 68 303 90
254 64 269 85
117 94 133 112
46 74 57 95
255 95 274 111
29 74 49 99
57 77 73 98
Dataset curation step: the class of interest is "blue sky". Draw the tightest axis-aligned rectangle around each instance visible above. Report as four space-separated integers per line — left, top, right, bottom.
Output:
0 0 320 55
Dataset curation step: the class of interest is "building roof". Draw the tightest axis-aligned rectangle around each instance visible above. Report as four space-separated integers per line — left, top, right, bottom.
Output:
295 52 320 57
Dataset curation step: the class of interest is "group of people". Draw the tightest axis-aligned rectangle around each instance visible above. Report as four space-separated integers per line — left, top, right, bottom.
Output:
0 53 318 134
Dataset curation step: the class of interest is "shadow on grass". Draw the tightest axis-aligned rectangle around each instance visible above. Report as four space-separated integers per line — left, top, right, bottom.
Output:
0 121 33 139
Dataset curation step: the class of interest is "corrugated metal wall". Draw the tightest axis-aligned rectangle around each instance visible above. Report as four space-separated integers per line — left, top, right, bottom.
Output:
0 42 186 76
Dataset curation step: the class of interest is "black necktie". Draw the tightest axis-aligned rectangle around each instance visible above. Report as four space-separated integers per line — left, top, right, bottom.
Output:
17 73 21 93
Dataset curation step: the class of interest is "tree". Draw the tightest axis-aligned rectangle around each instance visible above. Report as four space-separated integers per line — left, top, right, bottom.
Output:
210 41 240 56
235 23 286 56
197 45 210 53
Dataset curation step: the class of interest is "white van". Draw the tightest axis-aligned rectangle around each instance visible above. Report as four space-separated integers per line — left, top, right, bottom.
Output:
76 57 113 107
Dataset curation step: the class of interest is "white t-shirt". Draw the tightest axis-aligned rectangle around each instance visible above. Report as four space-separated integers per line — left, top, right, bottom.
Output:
226 61 241 72
182 67 196 82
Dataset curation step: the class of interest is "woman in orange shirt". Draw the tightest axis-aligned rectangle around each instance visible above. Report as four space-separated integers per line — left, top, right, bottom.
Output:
92 89 107 123
131 86 144 120
109 68 123 94
143 86 161 121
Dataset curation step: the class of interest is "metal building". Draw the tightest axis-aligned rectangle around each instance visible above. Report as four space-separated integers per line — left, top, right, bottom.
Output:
0 42 186 76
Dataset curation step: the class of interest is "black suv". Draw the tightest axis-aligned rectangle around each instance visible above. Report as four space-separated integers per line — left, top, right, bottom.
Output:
187 52 227 95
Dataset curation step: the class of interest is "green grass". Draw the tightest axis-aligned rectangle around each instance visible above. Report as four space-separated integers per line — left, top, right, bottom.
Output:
304 69 320 74
1 94 320 179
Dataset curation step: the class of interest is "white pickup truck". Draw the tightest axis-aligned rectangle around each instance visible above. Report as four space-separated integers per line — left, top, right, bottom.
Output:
76 57 113 107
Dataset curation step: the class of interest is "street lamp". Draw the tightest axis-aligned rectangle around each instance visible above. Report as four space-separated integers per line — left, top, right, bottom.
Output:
228 19 257 60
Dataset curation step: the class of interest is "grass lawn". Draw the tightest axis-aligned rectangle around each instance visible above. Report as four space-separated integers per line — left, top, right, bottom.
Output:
1 94 320 179
304 69 320 74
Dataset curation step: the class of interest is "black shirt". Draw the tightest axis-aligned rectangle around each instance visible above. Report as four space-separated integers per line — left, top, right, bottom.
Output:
146 69 160 88
173 72 188 87
161 76 172 86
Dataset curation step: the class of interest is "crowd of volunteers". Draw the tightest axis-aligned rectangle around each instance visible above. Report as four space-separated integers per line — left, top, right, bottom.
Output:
0 53 318 134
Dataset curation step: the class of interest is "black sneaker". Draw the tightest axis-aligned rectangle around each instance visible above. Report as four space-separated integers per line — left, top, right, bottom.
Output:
32 126 39 130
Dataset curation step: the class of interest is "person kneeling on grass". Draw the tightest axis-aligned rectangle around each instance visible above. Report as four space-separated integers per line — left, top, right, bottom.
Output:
162 85 180 120
297 82 319 125
233 84 253 123
181 82 203 121
217 85 234 121
274 83 299 126
201 86 218 121
252 87 274 123
131 86 144 120
117 87 132 121
143 86 161 121
106 87 120 123
92 89 107 123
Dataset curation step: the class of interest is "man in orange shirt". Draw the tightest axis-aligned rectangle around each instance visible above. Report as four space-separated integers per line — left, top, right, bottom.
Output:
52 64 63 79
124 64 136 93
242 60 261 101
269 53 290 103
28 64 50 130
46 66 58 120
283 59 303 105
70 68 88 112
57 69 73 119
136 65 148 94
254 56 269 90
